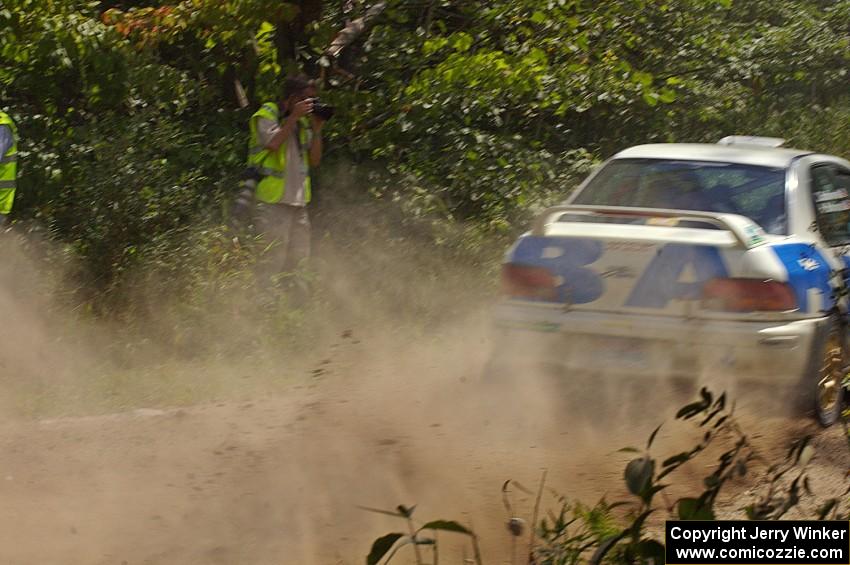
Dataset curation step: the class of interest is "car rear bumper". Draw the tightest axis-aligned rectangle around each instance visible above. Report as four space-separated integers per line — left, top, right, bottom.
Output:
491 302 827 387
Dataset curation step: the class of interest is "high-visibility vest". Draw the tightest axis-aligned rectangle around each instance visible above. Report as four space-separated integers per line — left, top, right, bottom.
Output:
247 102 311 205
0 111 17 215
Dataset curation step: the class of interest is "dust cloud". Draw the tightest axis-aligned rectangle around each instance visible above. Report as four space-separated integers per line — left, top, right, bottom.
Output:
0 217 845 565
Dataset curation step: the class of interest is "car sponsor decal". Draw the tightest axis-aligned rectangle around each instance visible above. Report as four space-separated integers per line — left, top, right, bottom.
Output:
743 224 766 247
509 236 729 308
511 236 605 304
625 244 728 308
771 244 833 312
510 237 846 314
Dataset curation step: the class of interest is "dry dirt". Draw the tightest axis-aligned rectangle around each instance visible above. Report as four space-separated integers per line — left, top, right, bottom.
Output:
0 314 847 565
0 230 847 564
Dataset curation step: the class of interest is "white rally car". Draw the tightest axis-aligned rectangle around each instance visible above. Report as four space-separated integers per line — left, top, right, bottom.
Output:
492 137 850 426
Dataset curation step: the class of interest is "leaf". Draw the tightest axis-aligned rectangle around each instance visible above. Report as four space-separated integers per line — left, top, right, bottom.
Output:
451 32 472 53
629 509 655 537
647 424 662 450
625 456 655 497
632 70 653 87
419 520 473 536
590 530 629 565
530 11 547 24
256 21 275 39
676 401 705 420
618 447 640 453
357 505 405 518
642 484 668 505
699 406 724 427
422 37 448 55
817 499 838 520
661 452 691 468
637 539 666 563
367 533 405 565
678 498 715 520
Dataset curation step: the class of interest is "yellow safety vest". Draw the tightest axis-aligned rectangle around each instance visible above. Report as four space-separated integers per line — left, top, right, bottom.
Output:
0 111 17 215
247 102 311 204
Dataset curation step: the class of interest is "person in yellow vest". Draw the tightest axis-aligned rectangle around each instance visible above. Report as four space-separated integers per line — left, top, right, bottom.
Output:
0 110 17 227
247 75 324 278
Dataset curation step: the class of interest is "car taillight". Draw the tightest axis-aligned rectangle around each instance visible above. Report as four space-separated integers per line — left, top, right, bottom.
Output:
701 278 797 312
501 263 558 301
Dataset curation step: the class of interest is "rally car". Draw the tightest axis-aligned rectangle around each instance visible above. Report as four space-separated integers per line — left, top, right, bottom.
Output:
492 136 850 426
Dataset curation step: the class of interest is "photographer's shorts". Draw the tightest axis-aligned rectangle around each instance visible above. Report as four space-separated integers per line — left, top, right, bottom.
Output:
256 203 311 274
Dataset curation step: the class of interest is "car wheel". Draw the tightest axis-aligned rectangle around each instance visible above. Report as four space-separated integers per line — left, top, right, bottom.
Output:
808 318 845 427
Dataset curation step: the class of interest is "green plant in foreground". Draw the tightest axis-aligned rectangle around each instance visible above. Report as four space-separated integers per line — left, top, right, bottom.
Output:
360 504 483 565
365 388 841 565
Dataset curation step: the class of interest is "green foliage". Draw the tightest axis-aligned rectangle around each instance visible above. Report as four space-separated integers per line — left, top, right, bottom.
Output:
102 0 302 101
0 1 131 112
4 0 850 325
359 504 481 565
1 0 249 306
326 0 850 228
366 389 832 564
367 533 405 565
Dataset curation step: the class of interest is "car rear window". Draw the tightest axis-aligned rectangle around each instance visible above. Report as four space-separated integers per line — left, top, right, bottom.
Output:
572 158 788 235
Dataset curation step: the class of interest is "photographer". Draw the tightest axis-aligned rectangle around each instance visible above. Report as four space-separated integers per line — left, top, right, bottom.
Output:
0 109 17 227
247 74 330 280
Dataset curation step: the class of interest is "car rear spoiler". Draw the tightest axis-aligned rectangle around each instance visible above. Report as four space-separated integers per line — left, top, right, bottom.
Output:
531 205 765 249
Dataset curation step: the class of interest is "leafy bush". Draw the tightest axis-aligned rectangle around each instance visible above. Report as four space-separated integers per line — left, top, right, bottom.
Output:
5 0 850 327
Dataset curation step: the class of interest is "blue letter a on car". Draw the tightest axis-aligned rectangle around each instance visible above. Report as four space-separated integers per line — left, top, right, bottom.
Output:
626 244 728 308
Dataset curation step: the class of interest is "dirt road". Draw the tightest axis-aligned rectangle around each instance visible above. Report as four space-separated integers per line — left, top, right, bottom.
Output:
0 321 846 565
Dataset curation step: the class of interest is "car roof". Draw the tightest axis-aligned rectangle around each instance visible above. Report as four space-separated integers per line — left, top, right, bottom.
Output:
612 143 813 169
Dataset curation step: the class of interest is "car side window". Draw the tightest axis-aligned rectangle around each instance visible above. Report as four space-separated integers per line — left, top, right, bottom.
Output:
810 164 850 246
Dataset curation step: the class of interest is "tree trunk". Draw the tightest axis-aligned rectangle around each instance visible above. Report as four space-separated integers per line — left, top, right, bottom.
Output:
275 0 324 75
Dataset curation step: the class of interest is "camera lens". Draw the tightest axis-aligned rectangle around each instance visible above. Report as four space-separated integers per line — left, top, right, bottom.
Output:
313 102 335 121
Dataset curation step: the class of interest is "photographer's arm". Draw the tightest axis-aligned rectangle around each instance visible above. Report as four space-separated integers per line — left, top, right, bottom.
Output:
264 114 298 152
263 99 313 152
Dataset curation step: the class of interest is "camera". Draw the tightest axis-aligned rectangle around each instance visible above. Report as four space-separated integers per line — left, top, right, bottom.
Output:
310 98 335 121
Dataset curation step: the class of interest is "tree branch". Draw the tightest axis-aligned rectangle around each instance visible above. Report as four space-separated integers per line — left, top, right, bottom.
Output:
324 1 387 60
